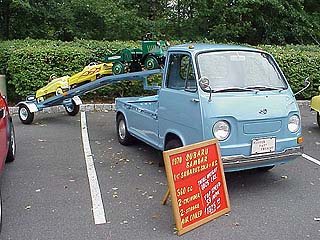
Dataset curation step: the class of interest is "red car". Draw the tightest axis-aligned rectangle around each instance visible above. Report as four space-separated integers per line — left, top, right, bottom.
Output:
0 93 16 231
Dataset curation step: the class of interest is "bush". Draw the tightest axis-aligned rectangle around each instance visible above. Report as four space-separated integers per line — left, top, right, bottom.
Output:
0 39 319 103
260 45 320 99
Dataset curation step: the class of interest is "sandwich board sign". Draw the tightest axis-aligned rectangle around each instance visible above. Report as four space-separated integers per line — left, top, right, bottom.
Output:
162 139 230 235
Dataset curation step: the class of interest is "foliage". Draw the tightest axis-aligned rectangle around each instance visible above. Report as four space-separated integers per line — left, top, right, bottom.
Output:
0 39 319 103
0 0 319 45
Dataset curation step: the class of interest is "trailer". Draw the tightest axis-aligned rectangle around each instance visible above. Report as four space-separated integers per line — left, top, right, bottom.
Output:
17 69 162 124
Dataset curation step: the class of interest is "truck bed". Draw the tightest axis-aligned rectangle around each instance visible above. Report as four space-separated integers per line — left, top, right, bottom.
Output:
116 95 159 113
115 95 159 149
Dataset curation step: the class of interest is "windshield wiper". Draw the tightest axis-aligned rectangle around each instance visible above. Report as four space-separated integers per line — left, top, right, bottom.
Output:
213 87 259 93
245 85 285 91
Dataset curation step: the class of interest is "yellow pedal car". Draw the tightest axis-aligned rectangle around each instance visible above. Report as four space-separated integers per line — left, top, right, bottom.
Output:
35 62 112 101
68 62 113 88
311 86 320 127
36 75 70 102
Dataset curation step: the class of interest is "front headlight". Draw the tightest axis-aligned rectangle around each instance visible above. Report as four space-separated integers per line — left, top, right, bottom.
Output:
288 115 300 133
213 121 230 141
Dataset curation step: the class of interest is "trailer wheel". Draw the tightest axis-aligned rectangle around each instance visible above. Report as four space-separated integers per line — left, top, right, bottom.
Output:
6 119 16 163
145 56 159 70
19 104 34 124
112 62 125 75
65 100 80 116
117 114 133 145
317 112 320 128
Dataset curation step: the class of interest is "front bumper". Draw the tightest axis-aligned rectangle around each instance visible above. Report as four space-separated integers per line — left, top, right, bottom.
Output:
222 146 303 172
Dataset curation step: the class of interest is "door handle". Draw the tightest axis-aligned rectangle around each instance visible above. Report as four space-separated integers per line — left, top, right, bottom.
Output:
191 98 200 103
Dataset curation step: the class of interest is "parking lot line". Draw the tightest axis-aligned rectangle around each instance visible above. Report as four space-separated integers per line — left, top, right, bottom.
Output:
302 153 320 166
81 111 107 225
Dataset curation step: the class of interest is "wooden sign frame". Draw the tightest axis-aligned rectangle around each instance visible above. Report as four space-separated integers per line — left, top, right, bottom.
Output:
163 139 230 235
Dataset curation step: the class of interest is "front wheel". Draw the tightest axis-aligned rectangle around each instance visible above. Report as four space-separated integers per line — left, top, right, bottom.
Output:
116 114 133 145
65 100 80 116
55 87 64 96
144 56 159 70
6 119 16 163
317 112 320 128
19 104 34 124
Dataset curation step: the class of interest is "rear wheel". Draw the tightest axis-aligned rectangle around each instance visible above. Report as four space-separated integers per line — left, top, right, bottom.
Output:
19 104 34 124
65 100 80 116
6 119 16 163
117 114 133 145
112 62 125 75
317 112 320 128
160 138 183 166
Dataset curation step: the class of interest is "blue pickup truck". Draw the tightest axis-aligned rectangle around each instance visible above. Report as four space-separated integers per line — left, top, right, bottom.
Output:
115 44 304 172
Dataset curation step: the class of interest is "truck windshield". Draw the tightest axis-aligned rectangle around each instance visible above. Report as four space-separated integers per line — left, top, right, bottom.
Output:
197 51 287 92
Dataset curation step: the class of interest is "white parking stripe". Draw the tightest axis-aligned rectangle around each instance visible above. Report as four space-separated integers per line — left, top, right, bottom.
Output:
81 111 106 225
302 153 320 166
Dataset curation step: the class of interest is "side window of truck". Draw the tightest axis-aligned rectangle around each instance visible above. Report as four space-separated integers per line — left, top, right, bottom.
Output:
166 53 196 91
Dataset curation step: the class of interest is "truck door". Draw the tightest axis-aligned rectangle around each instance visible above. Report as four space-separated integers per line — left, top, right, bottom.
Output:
158 52 203 147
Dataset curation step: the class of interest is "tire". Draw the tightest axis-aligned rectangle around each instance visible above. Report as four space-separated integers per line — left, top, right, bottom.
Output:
6 119 16 163
317 112 320 128
144 56 159 70
160 138 183 166
64 100 80 116
55 87 63 95
19 104 34 124
116 114 133 145
112 62 125 75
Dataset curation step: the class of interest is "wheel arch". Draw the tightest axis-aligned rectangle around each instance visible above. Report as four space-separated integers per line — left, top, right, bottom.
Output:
164 132 184 150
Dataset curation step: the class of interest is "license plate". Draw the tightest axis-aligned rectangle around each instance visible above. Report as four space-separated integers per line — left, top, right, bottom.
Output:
251 137 276 154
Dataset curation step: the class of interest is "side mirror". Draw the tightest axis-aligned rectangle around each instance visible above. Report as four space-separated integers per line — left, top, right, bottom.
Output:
198 76 213 102
294 77 310 96
199 76 210 90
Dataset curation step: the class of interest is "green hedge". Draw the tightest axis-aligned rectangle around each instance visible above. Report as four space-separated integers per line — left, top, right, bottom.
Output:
0 39 319 103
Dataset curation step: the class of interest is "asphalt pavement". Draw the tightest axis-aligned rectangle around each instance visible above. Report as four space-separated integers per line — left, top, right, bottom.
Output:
1 103 320 240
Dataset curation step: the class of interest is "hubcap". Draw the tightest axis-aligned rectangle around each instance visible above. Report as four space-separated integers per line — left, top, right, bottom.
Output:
146 57 157 70
118 120 126 140
66 105 74 112
20 107 28 121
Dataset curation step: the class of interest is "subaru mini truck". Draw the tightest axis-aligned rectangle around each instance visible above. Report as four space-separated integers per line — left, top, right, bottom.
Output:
115 44 304 172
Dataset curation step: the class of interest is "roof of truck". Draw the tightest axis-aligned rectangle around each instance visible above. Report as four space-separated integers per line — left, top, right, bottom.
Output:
168 43 261 53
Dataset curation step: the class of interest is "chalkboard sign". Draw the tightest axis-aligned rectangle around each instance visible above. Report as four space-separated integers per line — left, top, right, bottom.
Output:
163 139 230 235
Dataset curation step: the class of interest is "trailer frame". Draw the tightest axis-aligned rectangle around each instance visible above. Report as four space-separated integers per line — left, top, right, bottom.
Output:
17 69 162 124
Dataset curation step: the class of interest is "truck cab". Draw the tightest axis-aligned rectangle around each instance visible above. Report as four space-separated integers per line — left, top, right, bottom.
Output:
115 44 303 172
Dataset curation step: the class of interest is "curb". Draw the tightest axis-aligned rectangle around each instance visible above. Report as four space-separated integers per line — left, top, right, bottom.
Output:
9 103 116 115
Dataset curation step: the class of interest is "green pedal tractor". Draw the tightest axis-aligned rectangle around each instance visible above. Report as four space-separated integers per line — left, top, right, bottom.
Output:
105 38 169 75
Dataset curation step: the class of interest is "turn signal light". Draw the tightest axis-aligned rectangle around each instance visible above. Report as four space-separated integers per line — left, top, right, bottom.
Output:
63 92 68 96
297 136 304 144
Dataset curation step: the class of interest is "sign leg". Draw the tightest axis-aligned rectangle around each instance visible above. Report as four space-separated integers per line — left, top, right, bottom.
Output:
162 188 170 205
